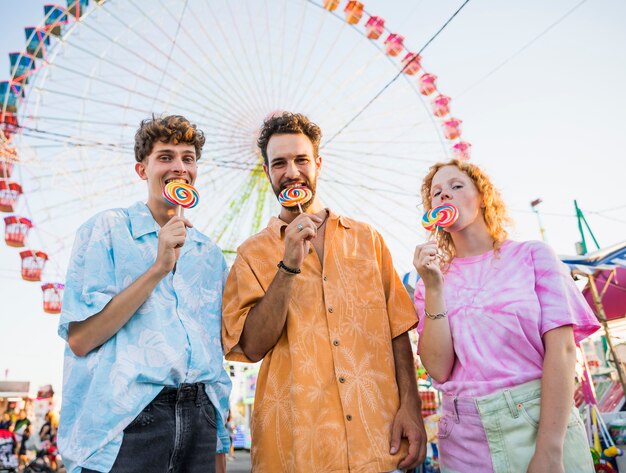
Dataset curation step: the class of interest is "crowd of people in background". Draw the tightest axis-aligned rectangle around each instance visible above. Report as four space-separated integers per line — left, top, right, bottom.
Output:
0 408 60 472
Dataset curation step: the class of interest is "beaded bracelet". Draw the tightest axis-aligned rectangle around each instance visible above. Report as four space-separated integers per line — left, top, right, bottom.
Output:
277 260 301 275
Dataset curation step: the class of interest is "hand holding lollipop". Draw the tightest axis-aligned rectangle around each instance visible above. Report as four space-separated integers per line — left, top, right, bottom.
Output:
163 179 199 216
422 203 459 251
278 185 313 213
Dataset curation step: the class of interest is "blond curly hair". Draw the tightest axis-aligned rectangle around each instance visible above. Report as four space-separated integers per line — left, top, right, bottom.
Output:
421 159 511 267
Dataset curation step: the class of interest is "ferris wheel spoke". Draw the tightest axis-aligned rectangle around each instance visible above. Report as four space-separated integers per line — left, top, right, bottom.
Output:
297 48 390 114
278 0 314 107
323 153 416 195
184 5 270 120
148 0 265 120
271 0 292 109
59 31 254 123
289 21 350 109
76 5 257 122
327 145 438 163
241 0 275 111
29 85 251 138
197 0 273 118
282 2 332 107
323 180 415 255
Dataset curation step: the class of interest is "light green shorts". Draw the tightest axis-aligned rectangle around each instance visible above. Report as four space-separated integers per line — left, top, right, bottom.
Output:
475 379 594 473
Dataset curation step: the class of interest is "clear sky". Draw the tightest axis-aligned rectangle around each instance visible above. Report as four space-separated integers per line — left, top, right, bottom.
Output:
1 0 625 395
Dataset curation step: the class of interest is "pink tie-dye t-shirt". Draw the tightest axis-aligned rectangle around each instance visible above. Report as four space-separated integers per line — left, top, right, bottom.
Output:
414 240 600 397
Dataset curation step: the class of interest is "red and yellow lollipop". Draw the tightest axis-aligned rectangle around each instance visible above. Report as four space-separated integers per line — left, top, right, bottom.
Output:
278 185 313 213
163 179 199 215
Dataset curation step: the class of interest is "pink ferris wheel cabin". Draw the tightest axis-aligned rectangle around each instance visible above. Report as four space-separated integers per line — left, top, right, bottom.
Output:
365 16 384 39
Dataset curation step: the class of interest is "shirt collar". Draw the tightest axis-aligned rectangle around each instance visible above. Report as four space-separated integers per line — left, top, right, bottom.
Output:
128 201 210 245
268 209 351 239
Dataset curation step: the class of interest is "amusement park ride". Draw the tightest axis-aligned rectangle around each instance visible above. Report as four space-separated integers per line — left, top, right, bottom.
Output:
1 0 472 315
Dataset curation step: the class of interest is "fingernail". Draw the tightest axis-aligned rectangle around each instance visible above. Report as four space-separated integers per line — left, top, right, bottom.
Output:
390 446 398 454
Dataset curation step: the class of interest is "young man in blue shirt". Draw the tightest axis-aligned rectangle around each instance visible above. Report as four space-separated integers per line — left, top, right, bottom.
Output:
57 115 231 473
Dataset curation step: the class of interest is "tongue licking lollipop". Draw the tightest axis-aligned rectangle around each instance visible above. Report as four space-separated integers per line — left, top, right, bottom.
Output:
163 179 199 216
422 204 459 232
278 185 313 213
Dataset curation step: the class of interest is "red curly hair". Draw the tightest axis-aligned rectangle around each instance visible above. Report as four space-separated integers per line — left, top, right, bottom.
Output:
421 159 511 267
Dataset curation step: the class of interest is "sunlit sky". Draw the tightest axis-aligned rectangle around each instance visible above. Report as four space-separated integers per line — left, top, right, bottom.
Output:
1 0 625 396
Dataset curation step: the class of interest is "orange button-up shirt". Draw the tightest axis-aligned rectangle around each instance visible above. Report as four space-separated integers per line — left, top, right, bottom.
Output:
222 211 417 473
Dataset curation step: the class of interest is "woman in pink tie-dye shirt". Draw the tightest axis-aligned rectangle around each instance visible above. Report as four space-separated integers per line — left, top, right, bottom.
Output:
413 160 599 473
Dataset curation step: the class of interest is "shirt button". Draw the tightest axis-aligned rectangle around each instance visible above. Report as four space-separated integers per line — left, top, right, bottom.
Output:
333 340 340 346
328 306 334 313
323 276 327 281
339 376 346 383
346 415 352 421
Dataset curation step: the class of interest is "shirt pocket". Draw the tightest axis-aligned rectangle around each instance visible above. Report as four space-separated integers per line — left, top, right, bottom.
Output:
344 257 387 308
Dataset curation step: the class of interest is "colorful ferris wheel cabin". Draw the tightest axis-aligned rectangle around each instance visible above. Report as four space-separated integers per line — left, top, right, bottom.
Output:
452 141 472 160
43 5 69 36
418 73 438 96
401 53 421 75
344 2 364 25
431 95 451 117
365 16 385 40
20 250 48 282
4 216 32 248
9 53 36 85
384 33 404 56
323 0 340 11
442 118 463 141
41 283 64 314
0 180 22 212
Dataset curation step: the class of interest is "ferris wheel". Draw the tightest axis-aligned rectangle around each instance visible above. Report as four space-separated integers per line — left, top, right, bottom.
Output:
1 0 471 314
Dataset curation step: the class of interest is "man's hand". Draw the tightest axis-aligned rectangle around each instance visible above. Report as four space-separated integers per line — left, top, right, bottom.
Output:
154 215 192 275
390 404 427 470
216 452 226 473
283 213 323 269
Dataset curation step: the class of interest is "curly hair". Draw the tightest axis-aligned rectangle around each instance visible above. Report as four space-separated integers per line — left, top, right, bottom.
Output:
421 159 511 267
257 112 321 165
134 115 206 162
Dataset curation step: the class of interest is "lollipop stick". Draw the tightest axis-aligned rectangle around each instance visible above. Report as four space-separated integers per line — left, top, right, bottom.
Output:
297 202 303 214
176 205 182 217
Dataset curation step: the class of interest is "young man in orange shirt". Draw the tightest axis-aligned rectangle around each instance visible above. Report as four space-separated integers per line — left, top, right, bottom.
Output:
222 112 426 473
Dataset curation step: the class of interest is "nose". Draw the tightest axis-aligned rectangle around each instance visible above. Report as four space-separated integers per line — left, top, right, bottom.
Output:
285 160 300 179
172 157 187 173
439 189 452 202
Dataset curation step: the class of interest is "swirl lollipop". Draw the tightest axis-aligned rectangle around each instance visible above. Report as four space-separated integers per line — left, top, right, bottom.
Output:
163 179 199 216
278 185 313 213
422 204 459 232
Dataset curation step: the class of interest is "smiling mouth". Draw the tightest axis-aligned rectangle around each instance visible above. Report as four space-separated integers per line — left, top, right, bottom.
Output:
165 178 189 184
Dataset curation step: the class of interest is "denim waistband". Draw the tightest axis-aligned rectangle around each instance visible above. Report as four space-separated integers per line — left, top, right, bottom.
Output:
442 379 542 420
154 382 206 404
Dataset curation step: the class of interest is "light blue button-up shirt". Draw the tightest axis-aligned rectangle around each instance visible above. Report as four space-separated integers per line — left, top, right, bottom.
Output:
58 202 232 473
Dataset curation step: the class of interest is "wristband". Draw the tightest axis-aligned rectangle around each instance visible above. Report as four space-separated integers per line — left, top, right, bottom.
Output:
277 260 301 274
424 309 448 320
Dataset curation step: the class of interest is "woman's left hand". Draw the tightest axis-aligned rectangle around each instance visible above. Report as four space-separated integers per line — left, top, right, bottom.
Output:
527 450 564 473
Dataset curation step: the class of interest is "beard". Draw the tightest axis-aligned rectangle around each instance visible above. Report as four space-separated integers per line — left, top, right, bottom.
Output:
272 178 317 213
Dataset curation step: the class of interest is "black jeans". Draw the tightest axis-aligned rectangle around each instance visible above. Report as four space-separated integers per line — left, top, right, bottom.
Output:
83 383 217 473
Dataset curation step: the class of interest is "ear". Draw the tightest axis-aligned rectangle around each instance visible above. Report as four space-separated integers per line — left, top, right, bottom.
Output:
315 155 323 174
262 163 271 182
135 161 147 180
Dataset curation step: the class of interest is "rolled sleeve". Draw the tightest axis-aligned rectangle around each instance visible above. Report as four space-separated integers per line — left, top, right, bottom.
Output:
376 231 418 338
58 217 116 341
221 253 264 363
